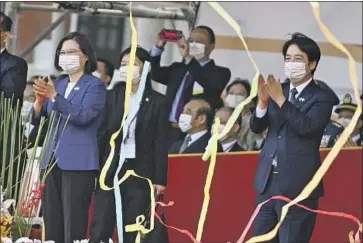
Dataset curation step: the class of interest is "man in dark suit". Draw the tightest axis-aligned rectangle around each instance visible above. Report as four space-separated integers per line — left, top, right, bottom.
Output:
0 11 28 107
250 33 336 243
213 107 244 152
0 11 28 198
150 25 231 146
169 96 220 154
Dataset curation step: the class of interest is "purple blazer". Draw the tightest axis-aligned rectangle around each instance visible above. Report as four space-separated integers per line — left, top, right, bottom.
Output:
31 74 106 171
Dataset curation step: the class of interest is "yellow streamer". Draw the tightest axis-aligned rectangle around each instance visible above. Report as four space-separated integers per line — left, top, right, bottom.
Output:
99 3 137 191
96 4 156 242
246 2 362 242
196 117 220 241
202 2 259 162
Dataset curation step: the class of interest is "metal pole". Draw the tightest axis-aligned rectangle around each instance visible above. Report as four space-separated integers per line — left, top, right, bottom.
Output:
7 2 20 55
19 10 70 58
18 3 192 21
0 2 6 13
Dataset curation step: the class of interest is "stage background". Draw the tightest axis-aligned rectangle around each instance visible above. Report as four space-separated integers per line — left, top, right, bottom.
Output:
88 148 362 243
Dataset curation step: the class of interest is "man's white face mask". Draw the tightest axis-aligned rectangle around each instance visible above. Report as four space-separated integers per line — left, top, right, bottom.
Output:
337 117 351 128
284 62 307 83
178 113 192 133
211 124 228 141
225 94 246 108
189 42 206 61
119 66 140 84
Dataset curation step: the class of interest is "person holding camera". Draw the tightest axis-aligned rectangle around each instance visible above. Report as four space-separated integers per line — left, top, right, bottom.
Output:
150 26 231 147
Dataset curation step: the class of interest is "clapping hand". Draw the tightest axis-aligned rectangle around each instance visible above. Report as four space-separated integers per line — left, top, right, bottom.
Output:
265 74 285 107
33 76 57 101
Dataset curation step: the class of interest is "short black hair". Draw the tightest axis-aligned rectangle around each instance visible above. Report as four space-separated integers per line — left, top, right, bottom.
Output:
216 107 242 130
194 25 216 44
54 32 97 74
190 94 214 129
98 57 114 80
119 45 152 89
282 32 321 75
225 78 251 96
119 45 151 65
0 12 12 32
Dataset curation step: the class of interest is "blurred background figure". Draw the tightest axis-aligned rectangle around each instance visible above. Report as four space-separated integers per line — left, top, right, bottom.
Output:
93 57 114 88
213 107 243 152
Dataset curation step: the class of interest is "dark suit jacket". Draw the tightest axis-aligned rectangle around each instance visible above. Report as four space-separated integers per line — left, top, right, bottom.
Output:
250 80 335 199
98 82 169 186
150 55 231 112
0 49 28 171
0 49 28 108
169 132 223 154
229 142 244 152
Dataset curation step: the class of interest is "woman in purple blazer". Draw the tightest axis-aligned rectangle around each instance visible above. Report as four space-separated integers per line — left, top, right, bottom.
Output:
31 32 106 243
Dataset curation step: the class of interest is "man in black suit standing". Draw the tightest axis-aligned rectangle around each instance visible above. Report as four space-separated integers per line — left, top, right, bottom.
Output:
169 96 219 154
150 26 231 146
250 33 336 243
0 11 28 197
0 11 28 107
213 107 244 152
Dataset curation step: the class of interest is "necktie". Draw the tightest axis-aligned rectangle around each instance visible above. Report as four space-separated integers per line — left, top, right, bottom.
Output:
175 73 194 121
179 135 192 154
289 88 298 105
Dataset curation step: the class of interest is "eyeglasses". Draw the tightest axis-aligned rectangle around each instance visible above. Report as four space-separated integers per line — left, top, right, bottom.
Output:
57 49 82 56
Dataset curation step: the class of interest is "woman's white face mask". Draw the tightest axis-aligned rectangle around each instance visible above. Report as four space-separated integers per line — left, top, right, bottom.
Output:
59 55 81 74
225 94 246 108
284 62 307 83
119 66 140 84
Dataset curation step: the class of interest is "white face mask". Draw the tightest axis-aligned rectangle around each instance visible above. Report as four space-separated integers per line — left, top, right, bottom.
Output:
178 113 192 133
59 55 80 74
284 62 307 83
21 101 34 123
225 94 246 108
92 71 101 79
189 42 206 60
211 124 228 141
337 117 351 128
119 66 140 84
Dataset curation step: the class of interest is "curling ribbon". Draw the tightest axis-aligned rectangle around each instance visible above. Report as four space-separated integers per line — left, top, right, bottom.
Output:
197 2 261 241
245 2 362 243
196 117 220 241
98 3 157 242
237 195 362 243
202 2 259 162
154 201 201 243
112 60 151 243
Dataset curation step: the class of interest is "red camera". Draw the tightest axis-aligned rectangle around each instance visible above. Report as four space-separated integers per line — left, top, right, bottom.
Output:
159 29 183 42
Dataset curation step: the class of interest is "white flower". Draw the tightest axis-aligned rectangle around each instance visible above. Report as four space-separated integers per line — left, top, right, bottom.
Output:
73 240 89 243
1 237 13 243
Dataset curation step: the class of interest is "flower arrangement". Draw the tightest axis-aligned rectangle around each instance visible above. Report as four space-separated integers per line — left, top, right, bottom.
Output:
0 94 63 241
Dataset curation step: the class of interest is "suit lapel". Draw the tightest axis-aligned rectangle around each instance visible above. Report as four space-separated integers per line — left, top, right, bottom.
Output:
136 91 152 130
294 81 316 109
66 74 89 101
184 133 209 153
56 77 68 97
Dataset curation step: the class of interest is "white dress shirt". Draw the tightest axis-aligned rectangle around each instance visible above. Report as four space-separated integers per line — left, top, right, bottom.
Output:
0 48 5 53
222 140 238 152
187 130 208 147
64 82 77 99
256 78 313 118
123 93 138 159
